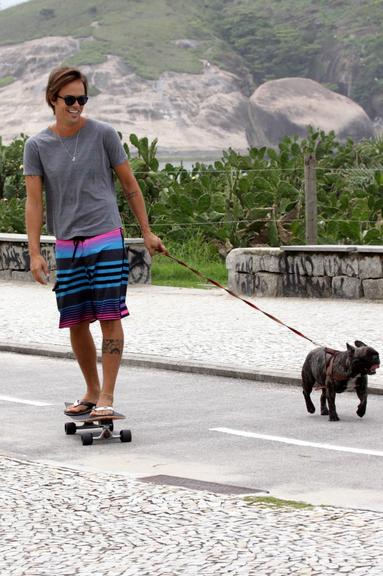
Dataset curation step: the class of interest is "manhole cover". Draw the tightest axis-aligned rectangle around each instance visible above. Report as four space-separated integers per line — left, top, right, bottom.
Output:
138 475 267 495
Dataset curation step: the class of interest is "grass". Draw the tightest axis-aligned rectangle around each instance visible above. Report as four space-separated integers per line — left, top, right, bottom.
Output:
0 0 214 78
0 76 15 88
244 496 314 510
150 236 227 288
151 255 227 288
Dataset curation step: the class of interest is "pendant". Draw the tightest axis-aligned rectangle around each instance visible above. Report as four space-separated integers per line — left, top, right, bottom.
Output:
72 156 76 162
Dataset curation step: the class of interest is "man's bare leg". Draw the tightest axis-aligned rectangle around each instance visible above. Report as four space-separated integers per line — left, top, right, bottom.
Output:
91 319 124 416
66 322 101 413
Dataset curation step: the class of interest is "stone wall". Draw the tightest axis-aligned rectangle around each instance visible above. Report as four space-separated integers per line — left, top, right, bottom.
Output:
0 233 151 284
226 245 383 299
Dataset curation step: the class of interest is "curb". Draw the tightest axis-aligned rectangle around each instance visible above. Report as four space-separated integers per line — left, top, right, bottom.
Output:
1 341 382 395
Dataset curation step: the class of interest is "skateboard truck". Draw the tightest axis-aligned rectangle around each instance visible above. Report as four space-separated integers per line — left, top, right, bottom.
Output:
64 404 132 446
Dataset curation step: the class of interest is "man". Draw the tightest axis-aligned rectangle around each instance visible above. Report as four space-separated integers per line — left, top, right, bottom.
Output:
24 66 166 418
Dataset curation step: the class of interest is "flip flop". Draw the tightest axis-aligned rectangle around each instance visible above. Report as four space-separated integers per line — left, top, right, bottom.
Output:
89 406 115 419
64 400 96 415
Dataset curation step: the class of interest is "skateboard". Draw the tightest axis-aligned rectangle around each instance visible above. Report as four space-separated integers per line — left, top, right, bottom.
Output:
64 402 132 446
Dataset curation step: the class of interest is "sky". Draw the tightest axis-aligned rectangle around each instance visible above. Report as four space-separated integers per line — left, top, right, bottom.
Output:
0 0 30 9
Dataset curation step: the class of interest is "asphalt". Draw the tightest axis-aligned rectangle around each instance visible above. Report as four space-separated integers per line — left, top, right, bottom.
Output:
2 350 383 511
0 279 382 392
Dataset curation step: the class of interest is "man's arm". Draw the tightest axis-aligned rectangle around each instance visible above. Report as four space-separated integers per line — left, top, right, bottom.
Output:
25 175 49 284
113 161 166 255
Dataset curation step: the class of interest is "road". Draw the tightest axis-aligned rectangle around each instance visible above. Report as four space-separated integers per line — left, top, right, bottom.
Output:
1 351 383 511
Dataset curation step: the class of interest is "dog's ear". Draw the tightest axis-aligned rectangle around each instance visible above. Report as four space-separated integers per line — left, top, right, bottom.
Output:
347 343 355 356
354 340 367 348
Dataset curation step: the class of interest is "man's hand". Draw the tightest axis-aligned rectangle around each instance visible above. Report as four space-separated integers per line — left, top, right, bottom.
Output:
30 254 49 284
143 231 167 256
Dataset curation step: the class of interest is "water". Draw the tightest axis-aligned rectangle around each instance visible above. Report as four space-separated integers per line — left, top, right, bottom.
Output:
158 157 220 171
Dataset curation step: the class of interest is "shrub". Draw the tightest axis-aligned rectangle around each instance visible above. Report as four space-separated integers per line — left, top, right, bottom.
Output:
1 130 382 249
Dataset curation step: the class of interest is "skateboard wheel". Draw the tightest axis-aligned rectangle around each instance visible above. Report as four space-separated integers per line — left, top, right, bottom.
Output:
81 432 94 446
120 429 132 443
65 422 77 435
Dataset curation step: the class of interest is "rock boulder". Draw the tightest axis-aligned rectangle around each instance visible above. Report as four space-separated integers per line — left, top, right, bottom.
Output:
248 77 374 148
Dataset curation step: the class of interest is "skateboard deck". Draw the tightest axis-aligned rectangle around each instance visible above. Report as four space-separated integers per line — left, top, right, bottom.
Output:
64 402 125 421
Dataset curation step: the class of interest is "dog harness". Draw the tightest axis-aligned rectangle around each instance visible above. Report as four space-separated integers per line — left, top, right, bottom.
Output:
314 348 346 390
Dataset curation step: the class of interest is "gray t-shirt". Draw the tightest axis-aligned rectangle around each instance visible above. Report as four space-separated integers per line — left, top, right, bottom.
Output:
23 118 128 239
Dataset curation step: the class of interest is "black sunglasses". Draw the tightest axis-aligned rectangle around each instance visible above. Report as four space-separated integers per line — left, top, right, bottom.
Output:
57 95 89 106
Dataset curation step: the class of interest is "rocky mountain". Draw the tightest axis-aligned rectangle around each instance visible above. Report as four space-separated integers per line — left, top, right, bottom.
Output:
0 0 381 153
0 37 249 154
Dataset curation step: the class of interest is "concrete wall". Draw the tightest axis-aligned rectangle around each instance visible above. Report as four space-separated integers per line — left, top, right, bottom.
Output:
226 245 383 299
0 233 151 283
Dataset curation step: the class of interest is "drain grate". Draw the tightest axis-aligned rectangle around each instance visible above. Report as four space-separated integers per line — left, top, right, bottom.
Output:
137 475 267 495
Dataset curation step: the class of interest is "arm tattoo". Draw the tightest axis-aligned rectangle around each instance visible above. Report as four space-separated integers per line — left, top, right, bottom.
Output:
102 339 123 355
125 191 137 200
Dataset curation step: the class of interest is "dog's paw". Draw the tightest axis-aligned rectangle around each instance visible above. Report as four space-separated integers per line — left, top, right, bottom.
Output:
305 399 316 414
321 407 329 416
329 413 340 421
356 407 366 418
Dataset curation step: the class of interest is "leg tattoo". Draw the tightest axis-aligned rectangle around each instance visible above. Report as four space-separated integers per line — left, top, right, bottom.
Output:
102 338 123 355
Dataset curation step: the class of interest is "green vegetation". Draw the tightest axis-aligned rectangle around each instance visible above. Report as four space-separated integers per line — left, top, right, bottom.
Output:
0 134 27 233
0 0 382 114
116 130 383 248
0 135 26 197
151 234 227 288
68 40 107 68
0 0 214 78
0 76 16 88
244 496 314 510
207 0 383 117
1 130 383 251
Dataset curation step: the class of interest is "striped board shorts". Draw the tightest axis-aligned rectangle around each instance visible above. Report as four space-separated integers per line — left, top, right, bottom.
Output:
54 228 129 329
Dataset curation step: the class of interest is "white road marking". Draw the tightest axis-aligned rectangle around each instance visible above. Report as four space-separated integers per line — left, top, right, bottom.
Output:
210 427 383 457
0 395 52 407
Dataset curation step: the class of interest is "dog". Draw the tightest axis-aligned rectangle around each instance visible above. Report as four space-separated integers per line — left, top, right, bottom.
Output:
302 340 380 421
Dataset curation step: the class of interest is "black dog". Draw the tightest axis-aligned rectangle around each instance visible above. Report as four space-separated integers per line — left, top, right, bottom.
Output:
302 340 380 421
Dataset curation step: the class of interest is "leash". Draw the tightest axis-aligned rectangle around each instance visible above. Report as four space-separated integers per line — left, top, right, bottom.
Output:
163 252 324 347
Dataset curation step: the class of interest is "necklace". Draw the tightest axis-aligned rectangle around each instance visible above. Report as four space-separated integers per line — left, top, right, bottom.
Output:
56 128 81 162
